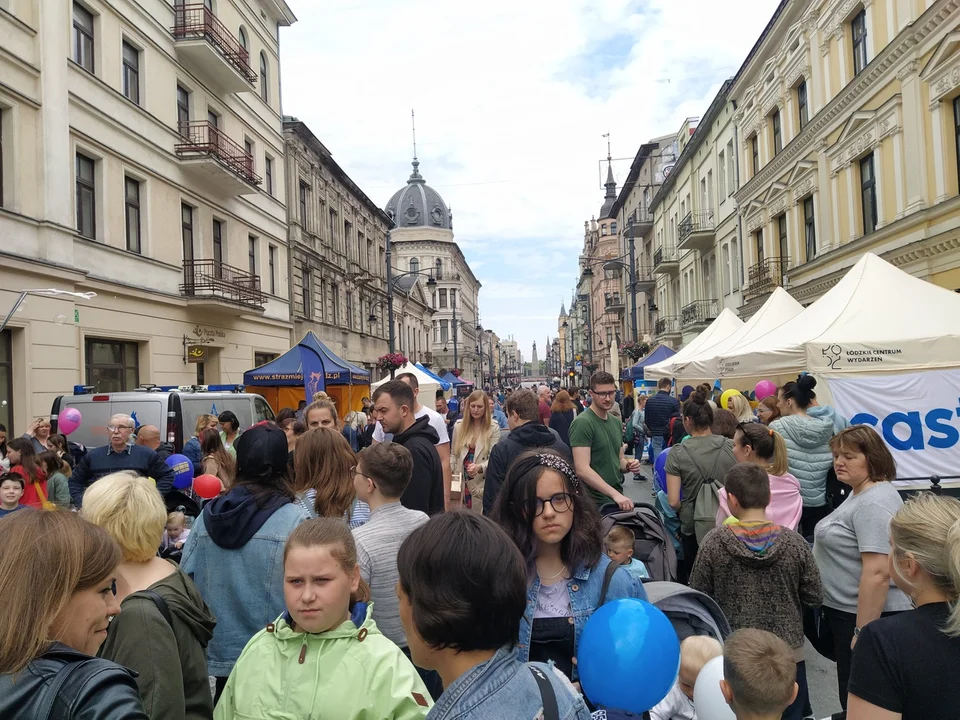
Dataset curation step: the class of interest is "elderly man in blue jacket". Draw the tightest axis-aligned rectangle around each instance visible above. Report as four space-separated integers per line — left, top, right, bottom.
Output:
69 413 174 506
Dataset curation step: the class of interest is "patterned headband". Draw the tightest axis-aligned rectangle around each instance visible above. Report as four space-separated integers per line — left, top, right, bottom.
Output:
535 453 580 492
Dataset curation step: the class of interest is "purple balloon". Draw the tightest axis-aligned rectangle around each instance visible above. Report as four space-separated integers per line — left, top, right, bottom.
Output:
165 454 194 489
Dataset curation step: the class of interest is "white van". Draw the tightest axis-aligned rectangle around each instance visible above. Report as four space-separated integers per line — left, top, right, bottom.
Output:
50 385 275 451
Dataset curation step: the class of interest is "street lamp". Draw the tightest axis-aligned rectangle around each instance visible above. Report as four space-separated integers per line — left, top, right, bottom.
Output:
384 228 437 354
0 288 97 334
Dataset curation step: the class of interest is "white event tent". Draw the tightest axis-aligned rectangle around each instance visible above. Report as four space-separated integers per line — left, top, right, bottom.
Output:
371 362 440 400
674 288 805 382
714 253 960 379
644 308 744 381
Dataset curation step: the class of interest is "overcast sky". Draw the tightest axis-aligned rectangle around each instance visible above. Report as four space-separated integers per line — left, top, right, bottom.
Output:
280 0 781 363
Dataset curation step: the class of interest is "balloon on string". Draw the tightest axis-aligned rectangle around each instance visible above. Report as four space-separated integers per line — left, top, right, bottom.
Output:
166 454 194 490
654 448 670 495
194 473 223 499
719 389 742 410
693 656 737 720
579 598 680 713
755 379 777 401
59 407 82 435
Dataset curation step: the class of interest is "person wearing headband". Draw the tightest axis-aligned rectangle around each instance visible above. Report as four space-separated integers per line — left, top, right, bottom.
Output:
491 449 645 685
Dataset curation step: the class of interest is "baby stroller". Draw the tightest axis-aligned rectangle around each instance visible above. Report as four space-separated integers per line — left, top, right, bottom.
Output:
600 502 678 582
644 581 731 643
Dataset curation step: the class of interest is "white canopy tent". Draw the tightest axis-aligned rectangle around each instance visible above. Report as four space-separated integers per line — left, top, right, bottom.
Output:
645 308 744 381
715 253 960 379
675 288 805 382
371 362 440 401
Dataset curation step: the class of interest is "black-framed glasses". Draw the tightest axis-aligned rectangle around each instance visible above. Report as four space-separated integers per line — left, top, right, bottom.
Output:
591 390 616 399
534 492 573 516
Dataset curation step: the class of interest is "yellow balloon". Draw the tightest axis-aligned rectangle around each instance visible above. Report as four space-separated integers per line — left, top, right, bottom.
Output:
720 389 742 410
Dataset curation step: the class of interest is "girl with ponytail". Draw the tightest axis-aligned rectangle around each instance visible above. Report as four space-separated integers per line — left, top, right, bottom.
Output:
718 423 802 531
846 493 960 719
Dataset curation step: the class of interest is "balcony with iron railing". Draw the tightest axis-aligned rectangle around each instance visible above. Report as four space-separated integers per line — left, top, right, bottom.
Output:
634 264 656 292
653 245 679 277
744 257 790 301
172 4 257 93
654 315 681 339
681 298 719 329
604 293 625 313
627 206 655 231
677 210 716 253
180 259 264 310
175 121 261 195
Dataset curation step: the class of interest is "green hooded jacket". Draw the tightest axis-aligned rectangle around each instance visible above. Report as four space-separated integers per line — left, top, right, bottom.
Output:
215 602 432 720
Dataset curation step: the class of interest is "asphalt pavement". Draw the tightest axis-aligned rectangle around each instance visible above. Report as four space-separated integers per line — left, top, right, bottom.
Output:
622 464 842 720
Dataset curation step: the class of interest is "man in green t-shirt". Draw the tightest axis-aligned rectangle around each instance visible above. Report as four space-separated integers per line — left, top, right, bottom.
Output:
569 371 640 510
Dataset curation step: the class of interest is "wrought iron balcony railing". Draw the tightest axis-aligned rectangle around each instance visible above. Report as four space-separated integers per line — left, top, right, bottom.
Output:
745 257 790 300
678 210 716 244
653 245 678 268
172 4 257 83
175 121 261 186
180 259 264 308
655 315 680 336
681 298 719 327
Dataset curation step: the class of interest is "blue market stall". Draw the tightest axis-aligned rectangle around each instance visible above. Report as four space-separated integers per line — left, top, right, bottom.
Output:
415 364 452 392
621 345 677 394
243 331 370 413
441 371 474 398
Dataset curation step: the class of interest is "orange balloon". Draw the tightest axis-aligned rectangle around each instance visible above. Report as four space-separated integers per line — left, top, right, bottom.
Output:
194 473 223 499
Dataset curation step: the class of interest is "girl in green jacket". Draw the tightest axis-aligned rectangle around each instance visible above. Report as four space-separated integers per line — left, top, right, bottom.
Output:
214 517 433 720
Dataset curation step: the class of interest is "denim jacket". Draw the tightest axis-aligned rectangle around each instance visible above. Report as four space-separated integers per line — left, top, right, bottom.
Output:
180 503 309 677
427 646 591 720
517 554 646 682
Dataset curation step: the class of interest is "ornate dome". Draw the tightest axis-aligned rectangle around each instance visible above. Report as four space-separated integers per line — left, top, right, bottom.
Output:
385 158 452 230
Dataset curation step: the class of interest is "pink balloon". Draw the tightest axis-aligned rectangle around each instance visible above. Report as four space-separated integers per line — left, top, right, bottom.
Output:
755 380 777 401
59 407 82 435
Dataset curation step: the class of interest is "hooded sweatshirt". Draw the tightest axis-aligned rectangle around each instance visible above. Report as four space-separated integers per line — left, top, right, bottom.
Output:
689 522 823 651
99 562 216 720
808 404 850 434
203 485 293 549
483 421 572 515
215 602 432 720
717 472 803 531
769 414 835 508
392 416 444 515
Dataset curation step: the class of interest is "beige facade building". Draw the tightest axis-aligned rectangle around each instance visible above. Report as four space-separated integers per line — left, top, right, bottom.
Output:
733 0 960 317
283 118 392 374
0 0 295 432
385 157 482 381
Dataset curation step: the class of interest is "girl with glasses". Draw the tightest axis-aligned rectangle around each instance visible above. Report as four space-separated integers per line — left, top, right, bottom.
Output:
491 449 645 685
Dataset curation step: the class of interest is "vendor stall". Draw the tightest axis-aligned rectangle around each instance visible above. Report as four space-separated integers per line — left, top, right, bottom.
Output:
644 308 744 381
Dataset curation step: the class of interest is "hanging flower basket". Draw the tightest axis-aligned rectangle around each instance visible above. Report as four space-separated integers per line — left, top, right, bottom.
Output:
583 362 599 373
376 353 408 373
618 341 650 362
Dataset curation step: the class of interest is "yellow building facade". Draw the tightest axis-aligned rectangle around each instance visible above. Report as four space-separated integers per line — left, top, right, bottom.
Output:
733 0 960 316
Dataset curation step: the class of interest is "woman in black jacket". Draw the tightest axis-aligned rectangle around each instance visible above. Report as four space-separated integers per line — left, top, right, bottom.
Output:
0 511 147 719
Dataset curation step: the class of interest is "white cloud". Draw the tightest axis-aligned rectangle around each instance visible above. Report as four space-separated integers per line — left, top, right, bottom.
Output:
281 0 781 361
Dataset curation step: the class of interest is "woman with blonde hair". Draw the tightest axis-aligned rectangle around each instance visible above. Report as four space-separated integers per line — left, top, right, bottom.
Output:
304 398 339 430
200 428 236 490
293 426 366 525
847 492 960 719
184 414 219 475
727 393 756 424
0 510 147 718
548 390 576 447
83 472 216 720
450 390 501 512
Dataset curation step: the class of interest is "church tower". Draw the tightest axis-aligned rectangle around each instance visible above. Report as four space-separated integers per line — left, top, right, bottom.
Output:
558 302 568 371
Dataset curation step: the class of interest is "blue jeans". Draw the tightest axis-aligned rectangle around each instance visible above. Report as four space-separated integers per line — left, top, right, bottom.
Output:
650 435 664 464
782 661 808 720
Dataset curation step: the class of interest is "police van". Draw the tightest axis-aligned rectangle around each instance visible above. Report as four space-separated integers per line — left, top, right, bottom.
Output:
50 385 275 451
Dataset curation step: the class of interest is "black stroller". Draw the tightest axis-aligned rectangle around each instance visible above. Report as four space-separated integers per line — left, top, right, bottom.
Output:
600 502 678 583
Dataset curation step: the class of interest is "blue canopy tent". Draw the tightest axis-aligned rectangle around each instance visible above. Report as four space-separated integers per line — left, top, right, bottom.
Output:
415 363 452 391
621 344 677 382
243 331 370 413
440 371 473 387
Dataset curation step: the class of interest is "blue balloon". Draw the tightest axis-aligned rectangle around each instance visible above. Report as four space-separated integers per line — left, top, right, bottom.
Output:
654 448 670 494
578 599 681 713
166 454 194 489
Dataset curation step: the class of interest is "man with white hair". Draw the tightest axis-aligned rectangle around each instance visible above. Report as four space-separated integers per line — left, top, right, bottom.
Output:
537 385 552 426
68 412 174 506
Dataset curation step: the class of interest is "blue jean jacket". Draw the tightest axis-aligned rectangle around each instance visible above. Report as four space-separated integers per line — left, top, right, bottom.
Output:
427 646 591 720
180 503 309 677
517 554 646 682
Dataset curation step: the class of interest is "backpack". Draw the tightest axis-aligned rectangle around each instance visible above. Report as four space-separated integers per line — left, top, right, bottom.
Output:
676 444 725 544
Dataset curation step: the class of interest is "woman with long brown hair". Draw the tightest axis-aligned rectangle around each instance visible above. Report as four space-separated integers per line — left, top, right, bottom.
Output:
293 426 358 521
0 511 147 718
548 390 576 446
200 427 236 490
450 390 501 512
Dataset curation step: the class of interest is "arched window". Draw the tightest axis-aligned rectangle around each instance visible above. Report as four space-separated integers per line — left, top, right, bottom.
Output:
435 258 442 280
410 257 419 274
239 27 248 54
259 52 268 103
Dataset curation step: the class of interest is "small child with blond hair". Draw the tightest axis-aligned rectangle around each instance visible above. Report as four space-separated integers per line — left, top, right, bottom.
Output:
648 635 723 720
604 525 650 581
721 629 797 720
161 510 190 551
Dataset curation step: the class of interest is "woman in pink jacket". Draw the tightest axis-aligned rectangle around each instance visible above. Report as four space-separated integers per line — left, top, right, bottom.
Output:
717 423 802 531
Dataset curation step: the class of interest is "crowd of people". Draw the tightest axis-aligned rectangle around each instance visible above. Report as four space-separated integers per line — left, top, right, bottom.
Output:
0 370 958 720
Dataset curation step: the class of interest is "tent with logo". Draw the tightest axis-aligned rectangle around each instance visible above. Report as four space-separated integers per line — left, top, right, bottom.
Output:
243 331 371 413
370 362 441 401
644 308 744 381
671 288 805 382
621 344 678 382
